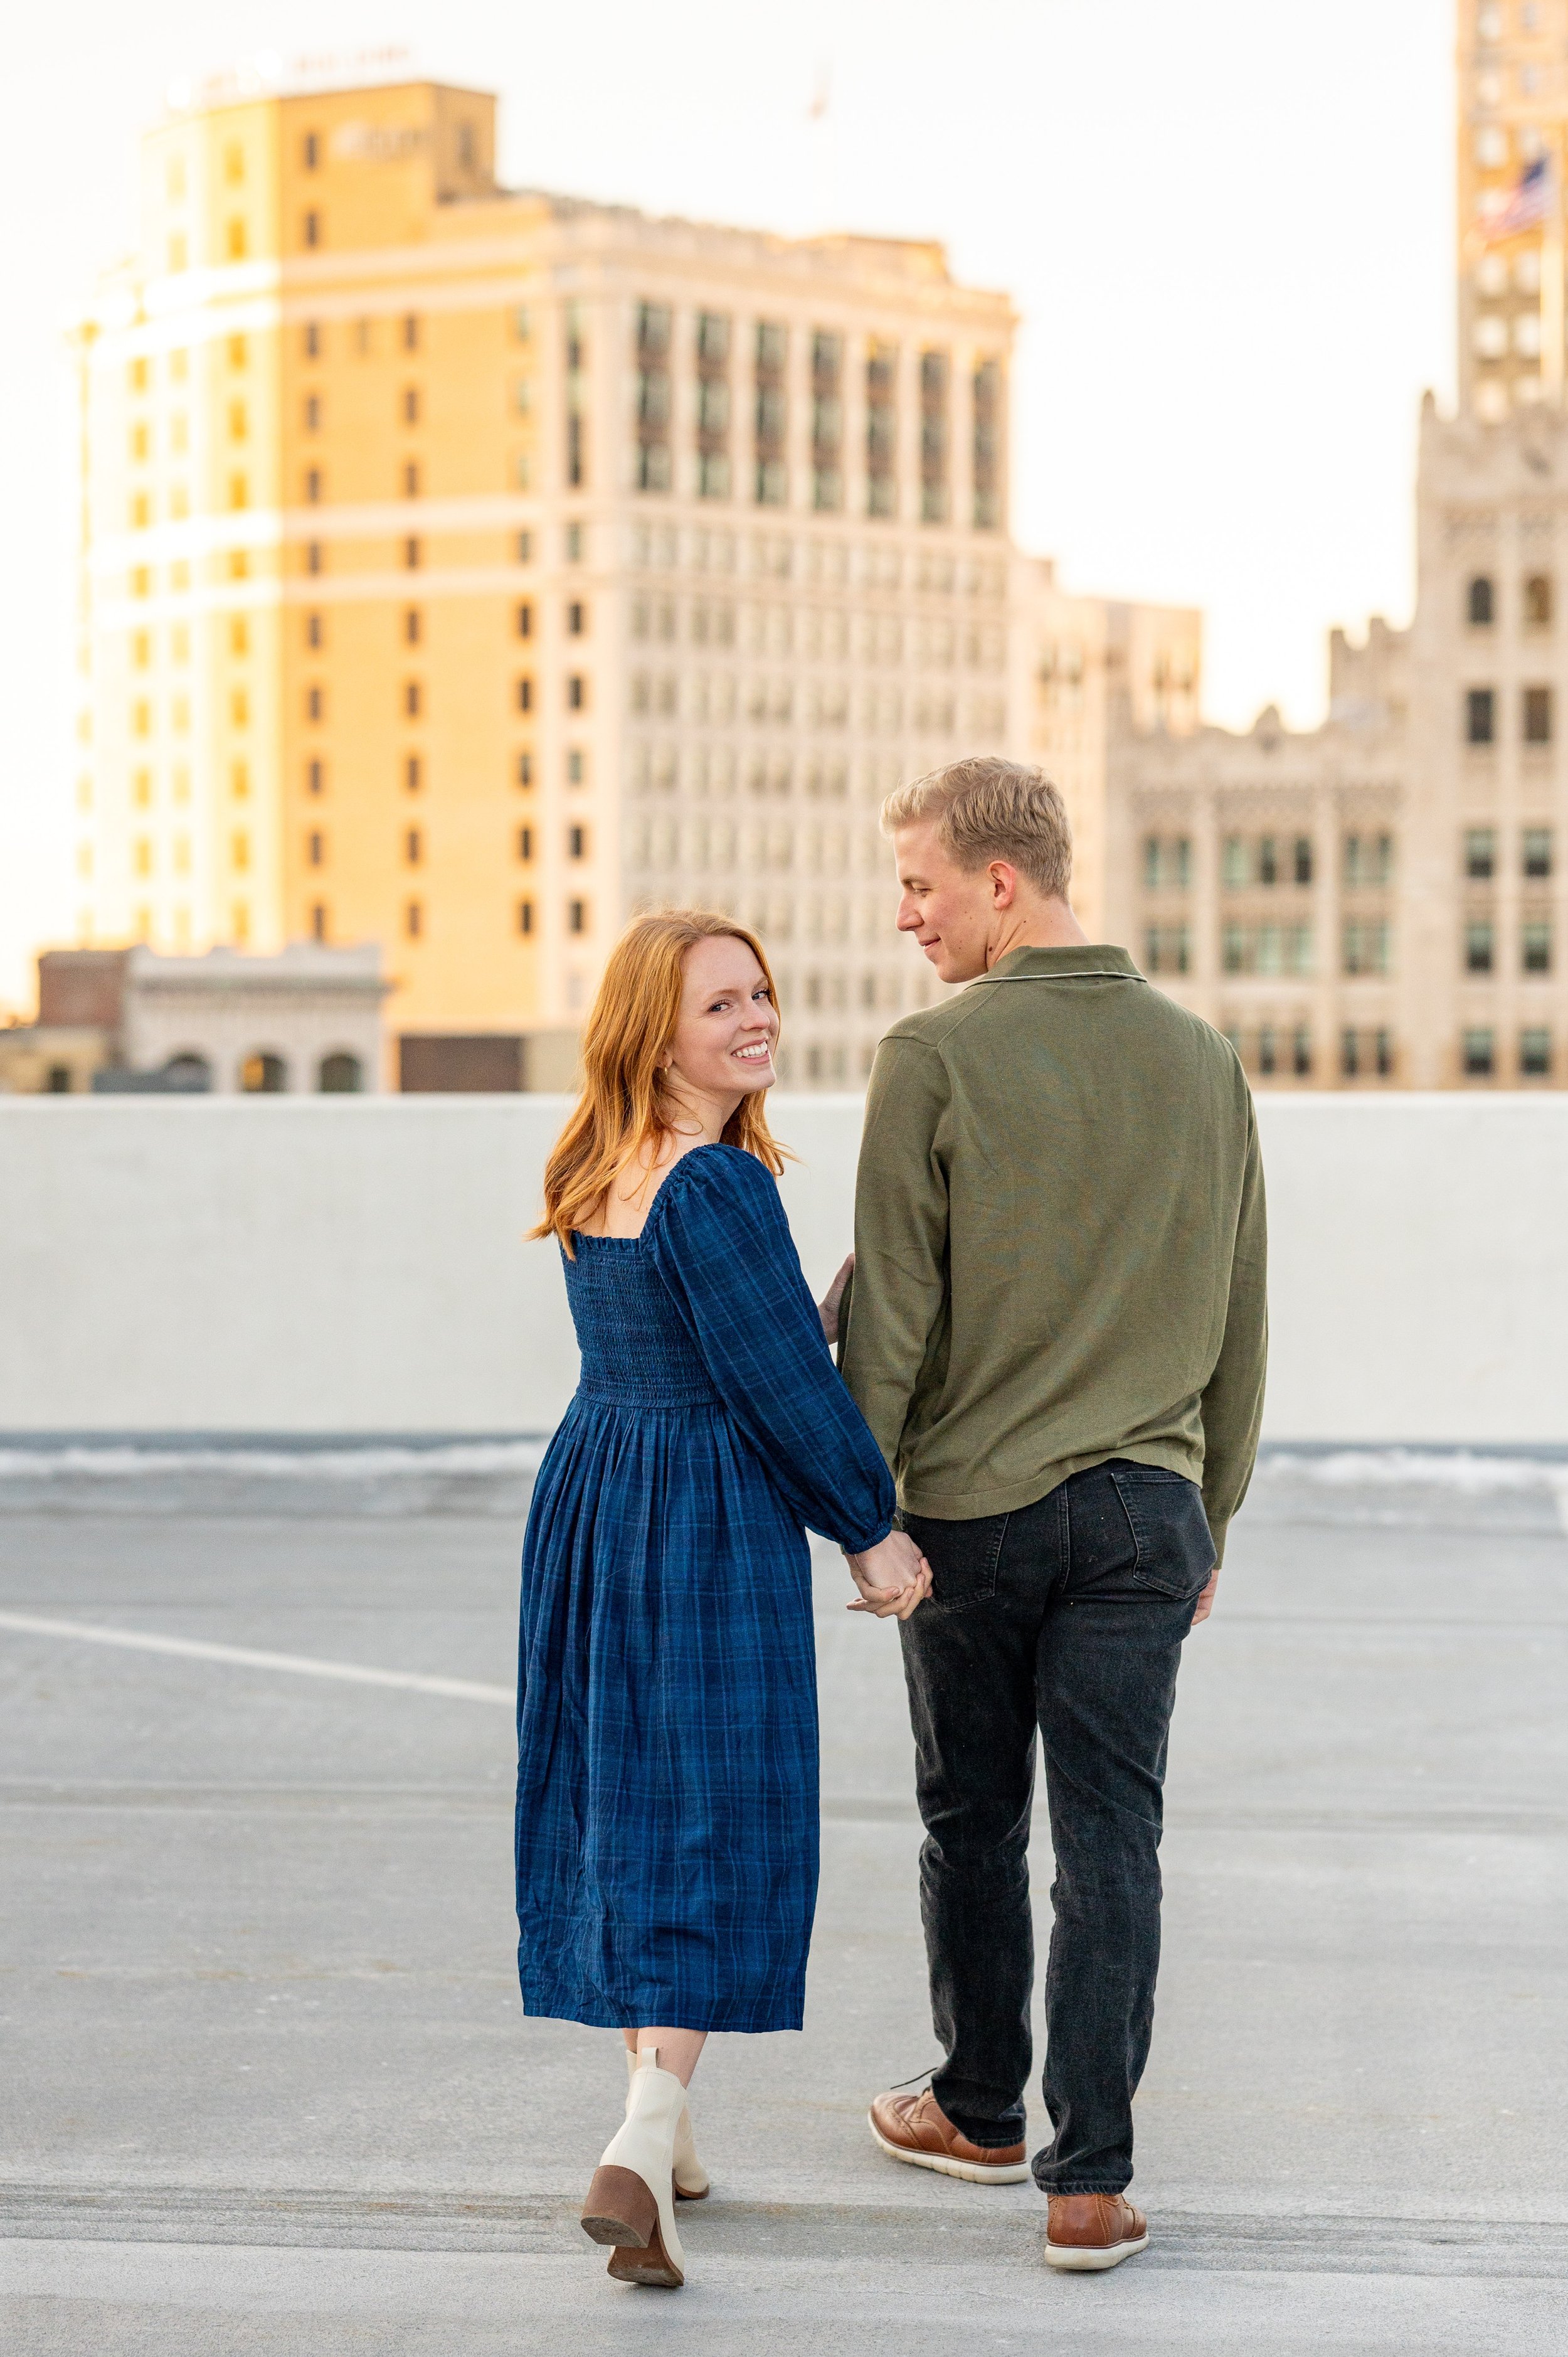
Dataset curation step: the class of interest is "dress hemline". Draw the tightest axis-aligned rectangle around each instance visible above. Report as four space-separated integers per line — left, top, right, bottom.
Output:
519 1982 806 2036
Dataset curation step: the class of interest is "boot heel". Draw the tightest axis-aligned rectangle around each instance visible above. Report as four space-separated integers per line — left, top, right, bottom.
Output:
580 2165 657 2249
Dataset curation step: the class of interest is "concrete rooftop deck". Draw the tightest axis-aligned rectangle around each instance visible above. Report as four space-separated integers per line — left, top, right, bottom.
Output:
1 1454 1565 2353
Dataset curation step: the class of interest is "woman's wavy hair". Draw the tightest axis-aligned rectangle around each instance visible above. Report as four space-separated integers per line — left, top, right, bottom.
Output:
531 908 787 1255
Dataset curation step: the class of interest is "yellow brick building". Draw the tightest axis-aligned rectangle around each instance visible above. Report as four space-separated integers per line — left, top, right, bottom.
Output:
73 65 1035 1083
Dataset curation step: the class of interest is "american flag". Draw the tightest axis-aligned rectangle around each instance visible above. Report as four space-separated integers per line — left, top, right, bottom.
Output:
1480 156 1552 242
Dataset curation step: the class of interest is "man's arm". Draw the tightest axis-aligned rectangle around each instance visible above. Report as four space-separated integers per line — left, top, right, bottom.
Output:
839 1036 950 1477
1199 1099 1268 1567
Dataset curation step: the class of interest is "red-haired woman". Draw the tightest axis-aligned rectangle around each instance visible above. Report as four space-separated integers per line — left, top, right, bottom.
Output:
518 910 928 2290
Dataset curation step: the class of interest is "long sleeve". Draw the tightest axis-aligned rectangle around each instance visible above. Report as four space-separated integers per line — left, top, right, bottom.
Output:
647 1147 896 1552
839 1036 951 1479
1199 1101 1268 1564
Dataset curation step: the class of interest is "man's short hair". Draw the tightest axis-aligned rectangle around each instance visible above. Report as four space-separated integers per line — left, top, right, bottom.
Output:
881 757 1074 901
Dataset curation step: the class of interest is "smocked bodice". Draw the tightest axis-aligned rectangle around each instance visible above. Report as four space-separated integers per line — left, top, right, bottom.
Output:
564 1233 721 1408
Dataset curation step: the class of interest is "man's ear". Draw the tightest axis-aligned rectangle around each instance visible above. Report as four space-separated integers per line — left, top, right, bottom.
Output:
989 861 1019 909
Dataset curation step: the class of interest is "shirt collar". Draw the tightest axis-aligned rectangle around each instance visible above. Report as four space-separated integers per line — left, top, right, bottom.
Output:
980 944 1143 982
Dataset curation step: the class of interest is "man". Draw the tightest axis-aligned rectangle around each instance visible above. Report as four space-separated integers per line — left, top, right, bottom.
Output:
840 757 1266 2272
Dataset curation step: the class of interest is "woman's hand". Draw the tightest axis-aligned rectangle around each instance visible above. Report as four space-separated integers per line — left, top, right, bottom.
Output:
818 1252 854 1346
844 1529 932 1621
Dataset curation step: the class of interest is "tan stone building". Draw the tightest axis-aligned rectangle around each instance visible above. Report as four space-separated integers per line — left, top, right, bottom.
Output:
72 61 1044 1086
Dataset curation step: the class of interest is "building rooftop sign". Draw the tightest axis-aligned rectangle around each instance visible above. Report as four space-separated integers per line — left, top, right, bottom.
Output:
164 46 415 117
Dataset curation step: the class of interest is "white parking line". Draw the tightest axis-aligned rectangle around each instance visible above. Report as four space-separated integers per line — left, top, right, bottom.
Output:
0 1610 513 1705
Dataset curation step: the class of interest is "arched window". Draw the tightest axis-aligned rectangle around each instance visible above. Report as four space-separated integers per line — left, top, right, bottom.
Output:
317 1051 363 1093
1525 572 1554 627
240 1051 287 1093
163 1052 211 1092
1468 575 1495 627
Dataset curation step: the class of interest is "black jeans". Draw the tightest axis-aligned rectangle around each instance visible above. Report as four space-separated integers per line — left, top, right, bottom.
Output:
899 1460 1214 2196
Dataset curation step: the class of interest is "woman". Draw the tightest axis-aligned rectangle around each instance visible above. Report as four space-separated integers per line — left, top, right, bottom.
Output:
517 909 928 2292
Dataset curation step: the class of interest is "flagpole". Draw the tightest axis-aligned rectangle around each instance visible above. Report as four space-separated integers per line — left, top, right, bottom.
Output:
1544 136 1565 407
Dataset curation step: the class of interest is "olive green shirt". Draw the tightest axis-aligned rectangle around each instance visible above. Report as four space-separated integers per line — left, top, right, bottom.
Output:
840 944 1267 1563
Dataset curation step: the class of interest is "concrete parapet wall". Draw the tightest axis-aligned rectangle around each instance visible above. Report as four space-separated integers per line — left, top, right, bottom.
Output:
0 1094 1563 1442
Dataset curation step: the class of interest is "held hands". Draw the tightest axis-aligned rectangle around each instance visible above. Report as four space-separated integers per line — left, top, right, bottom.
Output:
818 1252 854 1347
843 1528 932 1622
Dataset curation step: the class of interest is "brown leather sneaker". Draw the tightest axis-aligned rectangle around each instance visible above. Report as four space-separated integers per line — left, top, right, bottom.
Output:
867 2088 1030 2183
1044 2192 1149 2270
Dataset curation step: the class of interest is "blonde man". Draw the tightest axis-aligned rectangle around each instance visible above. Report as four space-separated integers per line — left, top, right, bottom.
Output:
841 757 1267 2271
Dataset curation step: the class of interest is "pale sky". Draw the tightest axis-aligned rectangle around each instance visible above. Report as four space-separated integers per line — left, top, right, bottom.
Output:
0 0 1456 1008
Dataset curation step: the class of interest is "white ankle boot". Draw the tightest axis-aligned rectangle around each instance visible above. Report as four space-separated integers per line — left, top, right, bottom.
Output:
624 2045 709 2200
580 2048 687 2287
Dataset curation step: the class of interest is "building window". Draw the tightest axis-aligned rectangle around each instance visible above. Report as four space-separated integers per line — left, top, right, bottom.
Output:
518 678 534 712
1468 575 1495 626
696 311 732 499
401 681 421 719
310 903 327 942
403 314 420 351
1465 827 1496 880
305 467 322 504
517 827 533 860
404 538 421 570
568 898 588 934
568 824 587 859
241 1053 287 1093
1524 684 1553 743
635 301 673 493
304 394 322 433
1463 1028 1495 1078
972 356 1003 529
566 300 587 488
1222 836 1249 889
405 900 422 939
1523 918 1552 973
307 759 324 795
307 541 324 575
306 610 324 649
303 132 320 171
567 748 585 785
306 686 324 721
866 339 898 518
812 331 844 511
304 211 321 249
1340 1028 1359 1080
1258 835 1279 886
1344 831 1394 888
1525 572 1554 627
1343 918 1391 975
403 385 420 425
1466 686 1496 744
755 319 788 506
1143 923 1190 975
307 830 324 868
405 828 422 866
405 755 421 792
566 674 587 710
567 601 586 636
319 1052 361 1092
304 320 321 358
1292 836 1313 886
919 349 950 524
1520 1026 1552 1078
518 900 534 935
403 460 420 497
517 752 534 788
565 521 585 563
1292 1026 1312 1078
1465 918 1495 973
1258 1026 1278 1077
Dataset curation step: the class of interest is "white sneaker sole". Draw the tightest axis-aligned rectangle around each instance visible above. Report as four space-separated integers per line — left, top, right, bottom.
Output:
869 2114 1032 2184
1043 2232 1149 2271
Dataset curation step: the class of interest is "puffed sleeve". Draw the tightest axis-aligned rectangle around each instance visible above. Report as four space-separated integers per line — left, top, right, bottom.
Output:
646 1146 896 1552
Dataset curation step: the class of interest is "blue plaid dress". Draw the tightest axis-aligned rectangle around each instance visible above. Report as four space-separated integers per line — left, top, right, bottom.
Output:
515 1144 895 2033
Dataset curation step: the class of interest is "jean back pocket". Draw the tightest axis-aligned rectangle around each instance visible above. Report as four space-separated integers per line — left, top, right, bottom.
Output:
1106 1465 1216 1601
900 1509 1010 1612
